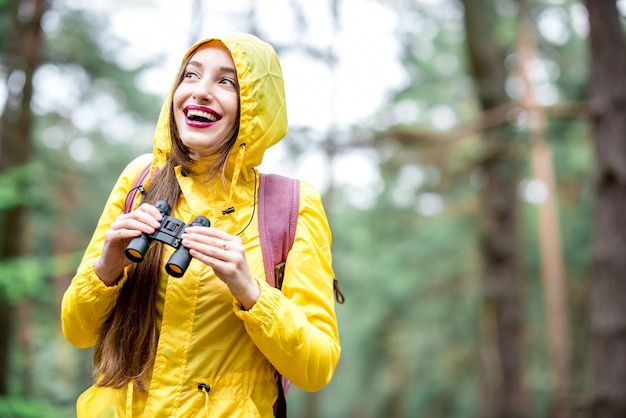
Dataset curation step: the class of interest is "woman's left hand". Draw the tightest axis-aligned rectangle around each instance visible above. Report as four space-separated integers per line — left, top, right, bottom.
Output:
181 226 260 309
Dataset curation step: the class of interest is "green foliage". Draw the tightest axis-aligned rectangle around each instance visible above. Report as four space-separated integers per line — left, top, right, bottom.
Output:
0 397 68 418
0 0 10 55
0 164 44 210
0 253 82 303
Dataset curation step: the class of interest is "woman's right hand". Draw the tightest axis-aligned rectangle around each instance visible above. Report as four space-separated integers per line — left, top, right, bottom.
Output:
94 203 163 286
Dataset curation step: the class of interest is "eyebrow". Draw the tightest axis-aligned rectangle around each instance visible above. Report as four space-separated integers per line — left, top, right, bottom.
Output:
187 61 237 75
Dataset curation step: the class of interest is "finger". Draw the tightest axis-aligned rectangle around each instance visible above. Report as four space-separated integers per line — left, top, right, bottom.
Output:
183 233 238 258
113 206 162 232
189 248 241 277
112 216 158 235
107 225 146 240
137 202 164 221
181 235 223 258
134 204 164 227
184 226 235 239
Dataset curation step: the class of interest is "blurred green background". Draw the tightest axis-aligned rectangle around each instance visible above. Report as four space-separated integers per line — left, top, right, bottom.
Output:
1 0 625 417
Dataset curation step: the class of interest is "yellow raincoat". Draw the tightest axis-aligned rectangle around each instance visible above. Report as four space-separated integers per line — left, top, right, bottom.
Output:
61 33 340 417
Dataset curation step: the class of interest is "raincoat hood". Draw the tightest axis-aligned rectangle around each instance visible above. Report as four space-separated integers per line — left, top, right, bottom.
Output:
150 33 287 182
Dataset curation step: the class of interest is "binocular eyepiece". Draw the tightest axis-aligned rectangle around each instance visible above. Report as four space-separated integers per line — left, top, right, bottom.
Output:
125 200 210 278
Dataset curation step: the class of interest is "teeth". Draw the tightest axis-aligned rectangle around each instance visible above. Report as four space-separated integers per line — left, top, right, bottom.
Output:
187 109 217 122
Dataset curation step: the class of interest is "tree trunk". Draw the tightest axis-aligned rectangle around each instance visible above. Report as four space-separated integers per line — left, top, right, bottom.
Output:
585 1 626 417
0 0 48 394
530 142 571 417
460 0 528 416
516 8 571 418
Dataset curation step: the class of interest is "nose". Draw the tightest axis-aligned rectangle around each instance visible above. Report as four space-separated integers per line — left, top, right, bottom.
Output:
192 80 214 101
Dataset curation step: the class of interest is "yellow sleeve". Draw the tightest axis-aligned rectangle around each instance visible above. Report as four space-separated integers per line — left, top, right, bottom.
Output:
234 180 341 392
60 154 152 348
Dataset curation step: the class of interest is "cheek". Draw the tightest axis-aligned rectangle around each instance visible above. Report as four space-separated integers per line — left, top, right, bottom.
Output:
172 90 184 109
172 92 187 124
225 95 240 120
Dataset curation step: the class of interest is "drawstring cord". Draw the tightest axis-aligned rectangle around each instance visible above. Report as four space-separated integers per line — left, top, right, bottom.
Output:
198 383 211 417
223 143 246 231
216 143 256 237
125 381 134 418
224 143 246 213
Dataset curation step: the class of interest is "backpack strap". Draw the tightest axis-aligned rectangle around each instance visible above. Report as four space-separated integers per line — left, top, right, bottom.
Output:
258 173 300 290
124 163 152 214
258 173 299 418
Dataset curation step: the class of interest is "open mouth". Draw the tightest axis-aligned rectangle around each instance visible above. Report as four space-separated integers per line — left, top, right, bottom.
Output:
186 107 221 123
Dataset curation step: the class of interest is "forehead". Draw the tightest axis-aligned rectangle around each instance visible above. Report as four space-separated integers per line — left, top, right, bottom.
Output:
187 42 235 69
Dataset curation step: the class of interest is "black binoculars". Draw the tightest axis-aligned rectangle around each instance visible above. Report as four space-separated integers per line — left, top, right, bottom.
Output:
125 200 211 277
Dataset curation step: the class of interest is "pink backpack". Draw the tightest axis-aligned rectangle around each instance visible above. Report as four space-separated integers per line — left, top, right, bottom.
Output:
125 164 344 417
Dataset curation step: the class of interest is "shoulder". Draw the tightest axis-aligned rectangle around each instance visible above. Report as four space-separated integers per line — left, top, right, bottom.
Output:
298 179 323 203
293 180 332 241
122 153 153 176
115 153 153 185
296 180 329 226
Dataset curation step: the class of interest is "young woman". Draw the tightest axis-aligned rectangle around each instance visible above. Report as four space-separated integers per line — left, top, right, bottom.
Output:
61 33 341 417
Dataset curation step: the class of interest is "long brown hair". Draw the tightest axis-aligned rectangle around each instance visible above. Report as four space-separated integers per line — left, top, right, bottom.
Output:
93 41 240 391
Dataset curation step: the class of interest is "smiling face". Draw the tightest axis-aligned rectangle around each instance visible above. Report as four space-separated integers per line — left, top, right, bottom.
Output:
172 42 240 160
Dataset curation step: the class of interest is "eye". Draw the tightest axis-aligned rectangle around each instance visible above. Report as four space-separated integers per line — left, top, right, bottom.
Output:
184 71 199 79
220 77 238 88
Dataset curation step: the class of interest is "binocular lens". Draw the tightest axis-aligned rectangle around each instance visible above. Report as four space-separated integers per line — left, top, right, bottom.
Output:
126 248 144 261
166 263 183 276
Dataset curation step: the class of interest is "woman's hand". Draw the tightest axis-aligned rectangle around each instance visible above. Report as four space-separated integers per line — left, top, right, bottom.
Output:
181 226 260 309
94 203 163 286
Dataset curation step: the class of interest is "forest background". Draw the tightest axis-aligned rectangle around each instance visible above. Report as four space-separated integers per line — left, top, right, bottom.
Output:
1 0 625 417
